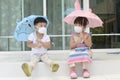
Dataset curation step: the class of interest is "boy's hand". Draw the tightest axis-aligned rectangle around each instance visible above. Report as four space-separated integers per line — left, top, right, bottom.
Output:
36 38 41 42
36 43 42 48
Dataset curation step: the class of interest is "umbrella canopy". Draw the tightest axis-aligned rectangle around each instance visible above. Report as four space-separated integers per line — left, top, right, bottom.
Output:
14 15 49 41
64 0 103 28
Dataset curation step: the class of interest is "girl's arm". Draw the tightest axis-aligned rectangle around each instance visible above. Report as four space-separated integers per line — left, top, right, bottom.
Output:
70 37 78 48
84 35 92 47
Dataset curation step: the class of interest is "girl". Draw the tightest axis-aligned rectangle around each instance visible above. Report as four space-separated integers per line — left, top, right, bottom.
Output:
68 17 93 79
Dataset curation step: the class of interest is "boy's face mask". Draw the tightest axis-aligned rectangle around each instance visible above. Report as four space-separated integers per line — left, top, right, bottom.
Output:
38 27 47 35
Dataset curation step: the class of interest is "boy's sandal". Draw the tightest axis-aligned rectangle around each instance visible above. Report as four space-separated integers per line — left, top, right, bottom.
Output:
50 63 59 72
22 63 32 77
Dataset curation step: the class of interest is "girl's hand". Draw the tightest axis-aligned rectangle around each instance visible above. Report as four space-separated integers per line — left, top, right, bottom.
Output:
83 35 89 41
77 38 83 43
79 33 88 43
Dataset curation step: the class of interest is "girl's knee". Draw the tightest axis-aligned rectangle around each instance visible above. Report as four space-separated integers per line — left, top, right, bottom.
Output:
69 63 76 67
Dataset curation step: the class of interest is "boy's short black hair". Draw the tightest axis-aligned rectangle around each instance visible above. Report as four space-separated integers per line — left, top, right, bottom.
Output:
34 17 47 25
74 17 89 27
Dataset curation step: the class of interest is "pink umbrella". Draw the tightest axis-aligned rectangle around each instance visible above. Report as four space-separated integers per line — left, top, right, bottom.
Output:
64 0 103 28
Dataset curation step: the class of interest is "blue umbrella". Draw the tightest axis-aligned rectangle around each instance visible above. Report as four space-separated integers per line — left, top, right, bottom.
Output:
14 15 49 41
64 8 83 16
64 8 75 16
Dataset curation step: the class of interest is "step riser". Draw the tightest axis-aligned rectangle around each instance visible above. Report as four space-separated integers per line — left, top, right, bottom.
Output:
0 60 120 77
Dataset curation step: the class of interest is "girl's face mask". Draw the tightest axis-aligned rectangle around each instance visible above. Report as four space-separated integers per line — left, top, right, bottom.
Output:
74 26 83 33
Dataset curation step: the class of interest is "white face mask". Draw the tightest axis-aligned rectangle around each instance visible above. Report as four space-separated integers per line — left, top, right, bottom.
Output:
74 26 83 33
38 27 47 35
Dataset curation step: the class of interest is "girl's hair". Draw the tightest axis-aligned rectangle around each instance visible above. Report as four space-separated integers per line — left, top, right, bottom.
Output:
74 17 89 27
34 17 47 25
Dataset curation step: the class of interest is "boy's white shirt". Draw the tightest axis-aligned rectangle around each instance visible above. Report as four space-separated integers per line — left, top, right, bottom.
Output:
28 32 50 55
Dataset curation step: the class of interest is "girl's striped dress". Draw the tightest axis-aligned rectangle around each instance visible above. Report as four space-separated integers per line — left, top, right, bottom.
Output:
68 33 93 64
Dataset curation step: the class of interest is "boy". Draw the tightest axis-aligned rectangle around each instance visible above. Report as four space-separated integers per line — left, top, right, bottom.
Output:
22 16 59 77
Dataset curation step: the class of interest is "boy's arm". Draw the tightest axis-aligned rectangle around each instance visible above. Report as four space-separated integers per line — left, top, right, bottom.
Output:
40 41 51 49
27 40 40 48
27 40 51 49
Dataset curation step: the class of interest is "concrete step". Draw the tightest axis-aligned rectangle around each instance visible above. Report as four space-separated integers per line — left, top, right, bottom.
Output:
0 49 120 62
0 60 120 77
0 49 120 79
